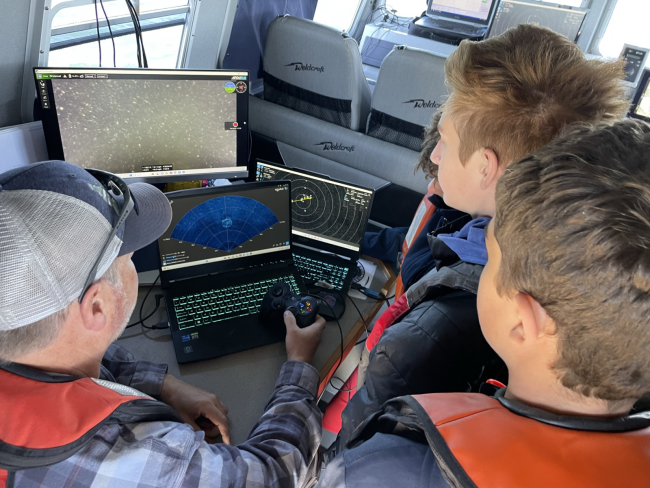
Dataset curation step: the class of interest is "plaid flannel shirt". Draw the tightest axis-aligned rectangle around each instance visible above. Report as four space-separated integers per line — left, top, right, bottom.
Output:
12 344 322 488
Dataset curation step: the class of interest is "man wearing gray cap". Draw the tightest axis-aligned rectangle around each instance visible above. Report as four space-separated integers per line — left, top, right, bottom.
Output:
0 161 325 488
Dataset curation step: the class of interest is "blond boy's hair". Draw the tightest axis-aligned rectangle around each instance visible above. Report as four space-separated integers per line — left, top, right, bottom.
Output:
444 24 629 166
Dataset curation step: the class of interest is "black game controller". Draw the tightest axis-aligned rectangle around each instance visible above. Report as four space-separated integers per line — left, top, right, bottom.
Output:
260 282 319 328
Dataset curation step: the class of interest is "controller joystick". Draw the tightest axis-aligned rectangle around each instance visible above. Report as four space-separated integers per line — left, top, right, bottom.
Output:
260 282 319 328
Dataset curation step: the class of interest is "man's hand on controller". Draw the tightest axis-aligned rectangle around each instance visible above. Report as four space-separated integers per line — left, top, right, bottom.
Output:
285 311 326 364
160 374 231 444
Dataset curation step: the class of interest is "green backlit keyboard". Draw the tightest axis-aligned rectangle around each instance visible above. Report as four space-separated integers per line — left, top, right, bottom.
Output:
293 253 350 291
172 275 301 330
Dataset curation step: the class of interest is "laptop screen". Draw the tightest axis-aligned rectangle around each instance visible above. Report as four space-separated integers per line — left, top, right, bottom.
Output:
428 0 497 23
255 161 374 254
158 183 291 272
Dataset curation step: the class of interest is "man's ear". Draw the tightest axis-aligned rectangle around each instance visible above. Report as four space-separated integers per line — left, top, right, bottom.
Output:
479 148 500 191
78 282 110 332
513 293 548 344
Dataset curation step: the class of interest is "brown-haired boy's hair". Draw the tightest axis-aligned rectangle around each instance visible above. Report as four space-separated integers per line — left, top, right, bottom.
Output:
494 119 650 402
444 24 629 166
415 111 441 179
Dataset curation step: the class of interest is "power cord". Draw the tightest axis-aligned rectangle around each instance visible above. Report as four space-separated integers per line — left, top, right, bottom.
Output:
94 0 102 67
124 273 169 330
318 299 356 398
125 0 148 67
99 0 116 67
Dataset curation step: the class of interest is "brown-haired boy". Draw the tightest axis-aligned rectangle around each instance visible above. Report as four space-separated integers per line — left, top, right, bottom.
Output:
321 118 650 488
337 24 629 448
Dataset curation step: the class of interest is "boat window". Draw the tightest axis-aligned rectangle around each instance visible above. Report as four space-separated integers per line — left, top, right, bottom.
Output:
313 0 363 31
598 0 650 58
382 0 427 19
44 0 192 68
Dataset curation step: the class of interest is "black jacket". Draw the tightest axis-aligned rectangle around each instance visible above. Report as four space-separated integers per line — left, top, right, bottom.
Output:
337 219 504 449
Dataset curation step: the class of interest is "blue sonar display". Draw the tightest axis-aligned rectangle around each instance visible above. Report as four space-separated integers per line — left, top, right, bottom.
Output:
171 196 279 252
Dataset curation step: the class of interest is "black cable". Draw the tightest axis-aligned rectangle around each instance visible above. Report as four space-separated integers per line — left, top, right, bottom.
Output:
342 291 369 336
94 0 102 67
125 0 148 68
321 300 356 394
124 0 142 67
98 0 116 67
124 274 160 329
139 273 163 328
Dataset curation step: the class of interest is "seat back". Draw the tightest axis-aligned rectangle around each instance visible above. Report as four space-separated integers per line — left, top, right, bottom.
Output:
367 46 447 151
262 15 371 131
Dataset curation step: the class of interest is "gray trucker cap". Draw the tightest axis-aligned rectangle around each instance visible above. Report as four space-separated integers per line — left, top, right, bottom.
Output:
0 161 172 331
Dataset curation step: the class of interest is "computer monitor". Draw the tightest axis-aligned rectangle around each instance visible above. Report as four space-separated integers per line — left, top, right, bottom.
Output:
158 181 292 279
427 0 498 25
630 69 650 123
255 160 374 257
487 1 587 42
34 68 250 183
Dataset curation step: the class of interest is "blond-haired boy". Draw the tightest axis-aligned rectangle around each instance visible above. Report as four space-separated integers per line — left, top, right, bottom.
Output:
337 24 629 447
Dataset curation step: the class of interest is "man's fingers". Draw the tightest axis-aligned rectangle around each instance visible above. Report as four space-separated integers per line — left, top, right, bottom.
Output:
313 315 326 330
216 398 229 415
201 404 231 445
283 311 299 332
303 315 326 335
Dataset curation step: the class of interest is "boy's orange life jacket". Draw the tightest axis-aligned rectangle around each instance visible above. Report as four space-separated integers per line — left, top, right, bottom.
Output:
0 365 181 488
395 180 438 299
350 392 650 488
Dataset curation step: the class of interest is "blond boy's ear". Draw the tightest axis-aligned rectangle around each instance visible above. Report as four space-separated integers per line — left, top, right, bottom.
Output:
479 148 501 191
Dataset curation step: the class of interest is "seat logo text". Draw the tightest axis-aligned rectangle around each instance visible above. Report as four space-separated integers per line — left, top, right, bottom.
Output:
314 142 355 152
403 99 442 109
286 62 325 73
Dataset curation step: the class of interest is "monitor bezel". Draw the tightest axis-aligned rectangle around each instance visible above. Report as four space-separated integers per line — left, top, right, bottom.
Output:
486 1 588 43
427 0 499 26
158 181 293 287
629 69 650 123
34 67 250 183
255 159 375 259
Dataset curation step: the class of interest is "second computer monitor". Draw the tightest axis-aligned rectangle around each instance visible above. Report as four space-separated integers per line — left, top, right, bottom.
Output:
427 0 497 25
35 68 250 183
488 1 587 42
256 161 374 257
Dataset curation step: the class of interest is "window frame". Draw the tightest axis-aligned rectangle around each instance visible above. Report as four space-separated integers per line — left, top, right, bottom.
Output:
587 0 619 56
20 0 199 122
41 0 193 66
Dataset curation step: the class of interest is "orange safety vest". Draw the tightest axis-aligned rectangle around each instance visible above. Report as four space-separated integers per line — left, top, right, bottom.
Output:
0 365 181 487
352 392 650 488
395 180 439 299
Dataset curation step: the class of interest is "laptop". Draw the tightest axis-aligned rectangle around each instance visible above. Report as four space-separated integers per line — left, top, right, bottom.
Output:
256 160 374 294
158 181 308 364
414 0 499 39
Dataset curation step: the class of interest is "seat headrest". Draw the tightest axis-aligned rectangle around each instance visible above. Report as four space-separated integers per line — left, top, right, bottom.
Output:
367 46 447 151
262 16 371 131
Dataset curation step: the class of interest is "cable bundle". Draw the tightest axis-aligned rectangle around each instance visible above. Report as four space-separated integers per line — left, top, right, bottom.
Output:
92 0 148 68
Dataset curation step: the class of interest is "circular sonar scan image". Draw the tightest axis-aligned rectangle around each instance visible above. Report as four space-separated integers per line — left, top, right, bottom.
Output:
289 177 367 245
171 196 279 252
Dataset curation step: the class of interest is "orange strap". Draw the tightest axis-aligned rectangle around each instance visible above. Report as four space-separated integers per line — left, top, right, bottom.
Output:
396 180 438 299
412 393 650 488
0 368 147 450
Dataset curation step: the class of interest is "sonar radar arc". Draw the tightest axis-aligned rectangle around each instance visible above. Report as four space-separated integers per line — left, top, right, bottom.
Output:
171 196 279 252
